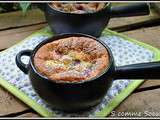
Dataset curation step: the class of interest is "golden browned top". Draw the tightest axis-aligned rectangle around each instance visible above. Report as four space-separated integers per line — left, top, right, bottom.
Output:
50 3 107 14
34 37 109 82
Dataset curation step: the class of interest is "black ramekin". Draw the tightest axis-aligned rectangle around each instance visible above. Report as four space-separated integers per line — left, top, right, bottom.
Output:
16 33 160 112
38 3 150 37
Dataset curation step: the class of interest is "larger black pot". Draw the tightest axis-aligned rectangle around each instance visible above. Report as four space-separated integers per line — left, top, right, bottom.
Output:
16 34 160 112
38 3 150 37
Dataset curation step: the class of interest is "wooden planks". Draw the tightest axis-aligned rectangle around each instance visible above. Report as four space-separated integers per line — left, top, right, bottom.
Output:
0 23 47 50
108 8 160 30
16 113 40 118
138 80 160 90
123 26 160 48
0 87 28 116
111 89 160 117
0 9 46 31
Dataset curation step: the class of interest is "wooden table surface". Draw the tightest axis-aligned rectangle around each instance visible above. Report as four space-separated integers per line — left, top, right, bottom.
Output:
0 8 160 118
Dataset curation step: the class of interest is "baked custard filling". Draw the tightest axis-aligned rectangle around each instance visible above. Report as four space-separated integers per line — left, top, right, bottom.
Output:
34 37 109 82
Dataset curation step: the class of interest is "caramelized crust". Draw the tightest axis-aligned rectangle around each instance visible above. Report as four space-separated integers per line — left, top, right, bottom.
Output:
50 3 106 14
34 37 109 82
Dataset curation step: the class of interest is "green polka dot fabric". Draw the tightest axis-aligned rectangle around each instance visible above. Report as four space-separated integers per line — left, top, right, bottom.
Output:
0 27 159 117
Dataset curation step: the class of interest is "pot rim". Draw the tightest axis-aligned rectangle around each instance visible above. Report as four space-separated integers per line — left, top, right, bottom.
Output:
47 2 111 15
30 33 114 84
